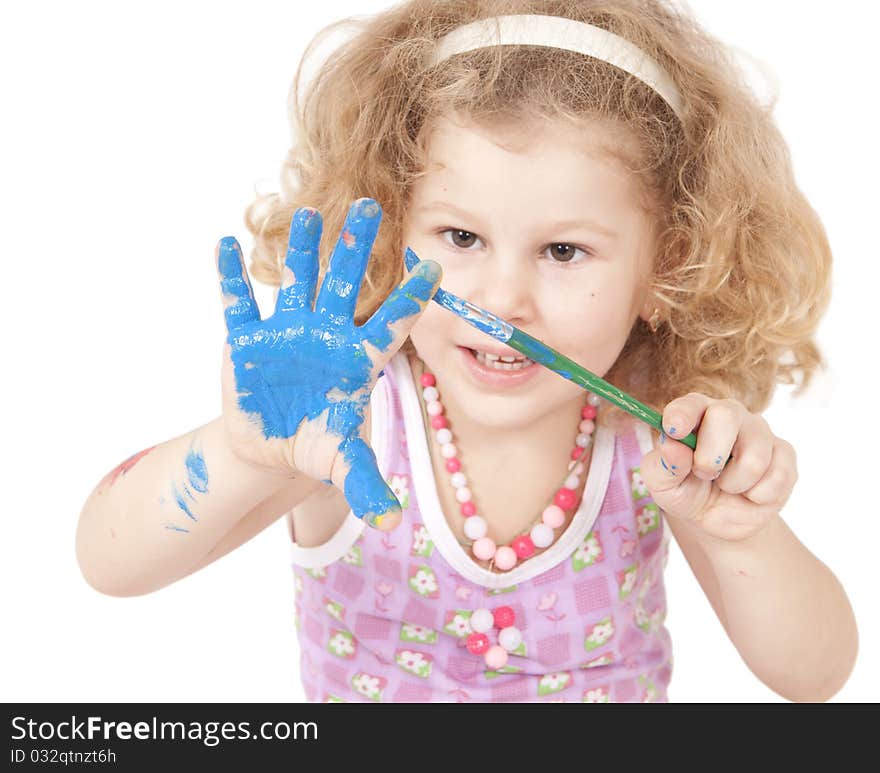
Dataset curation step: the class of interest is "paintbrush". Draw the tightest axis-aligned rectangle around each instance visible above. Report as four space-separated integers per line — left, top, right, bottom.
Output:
404 247 705 454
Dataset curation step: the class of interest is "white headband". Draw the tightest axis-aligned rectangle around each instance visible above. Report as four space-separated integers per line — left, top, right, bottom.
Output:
430 14 684 120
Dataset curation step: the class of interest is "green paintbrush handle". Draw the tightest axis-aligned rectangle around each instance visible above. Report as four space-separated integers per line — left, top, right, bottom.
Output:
507 327 699 452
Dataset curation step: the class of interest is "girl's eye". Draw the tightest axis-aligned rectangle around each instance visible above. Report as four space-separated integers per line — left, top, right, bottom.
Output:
546 243 586 263
441 229 482 249
438 229 591 265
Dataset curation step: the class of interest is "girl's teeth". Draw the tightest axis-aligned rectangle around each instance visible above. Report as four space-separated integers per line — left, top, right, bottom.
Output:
473 350 534 370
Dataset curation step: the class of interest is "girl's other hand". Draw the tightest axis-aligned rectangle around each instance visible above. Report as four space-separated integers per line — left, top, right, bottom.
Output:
216 197 442 531
639 393 798 543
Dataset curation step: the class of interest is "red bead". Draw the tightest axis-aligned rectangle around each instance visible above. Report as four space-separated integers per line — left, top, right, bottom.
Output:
581 404 597 420
445 457 461 473
570 447 584 460
460 501 476 516
431 415 449 430
466 632 490 654
554 487 577 510
493 606 516 629
511 535 535 559
420 373 436 387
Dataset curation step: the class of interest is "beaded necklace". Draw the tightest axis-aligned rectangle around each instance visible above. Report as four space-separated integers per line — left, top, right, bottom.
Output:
416 366 600 573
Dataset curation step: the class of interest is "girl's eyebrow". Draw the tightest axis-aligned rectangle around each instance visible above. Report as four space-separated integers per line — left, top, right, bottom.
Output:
416 199 620 239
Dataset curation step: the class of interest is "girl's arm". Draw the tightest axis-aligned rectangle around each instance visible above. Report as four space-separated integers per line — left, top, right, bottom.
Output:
75 414 322 597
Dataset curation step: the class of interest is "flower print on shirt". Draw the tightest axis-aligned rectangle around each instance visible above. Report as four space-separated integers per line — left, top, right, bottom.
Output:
351 672 386 702
305 566 326 582
639 675 657 703
582 686 611 703
323 597 345 623
537 672 572 696
388 473 410 509
342 545 363 567
443 610 473 638
630 466 649 501
400 623 439 645
581 652 614 669
584 616 615 651
572 530 604 572
408 565 439 598
395 649 433 678
637 504 660 537
410 523 434 557
617 563 639 600
327 630 356 659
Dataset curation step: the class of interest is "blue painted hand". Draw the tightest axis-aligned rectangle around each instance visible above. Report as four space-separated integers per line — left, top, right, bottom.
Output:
216 198 442 530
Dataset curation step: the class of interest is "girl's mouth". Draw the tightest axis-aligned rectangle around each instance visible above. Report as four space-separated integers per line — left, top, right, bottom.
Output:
458 345 540 387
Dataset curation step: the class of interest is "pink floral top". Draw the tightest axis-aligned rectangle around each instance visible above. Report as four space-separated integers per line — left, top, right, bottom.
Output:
289 353 673 702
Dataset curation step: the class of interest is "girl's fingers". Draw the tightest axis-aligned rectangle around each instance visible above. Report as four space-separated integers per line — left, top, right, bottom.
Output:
359 259 443 359
216 237 260 334
738 435 797 506
335 435 403 532
314 198 383 322
711 412 774 494
275 207 322 314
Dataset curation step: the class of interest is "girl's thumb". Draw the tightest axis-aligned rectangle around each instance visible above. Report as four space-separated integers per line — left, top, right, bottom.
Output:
336 435 403 532
359 259 442 363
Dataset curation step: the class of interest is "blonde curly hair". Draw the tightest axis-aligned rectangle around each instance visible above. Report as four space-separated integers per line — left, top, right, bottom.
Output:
243 0 832 430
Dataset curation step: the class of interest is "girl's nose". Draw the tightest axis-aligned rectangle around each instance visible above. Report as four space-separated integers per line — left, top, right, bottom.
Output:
468 254 536 324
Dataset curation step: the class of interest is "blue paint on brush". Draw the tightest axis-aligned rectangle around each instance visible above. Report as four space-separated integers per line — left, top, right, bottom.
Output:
219 199 440 527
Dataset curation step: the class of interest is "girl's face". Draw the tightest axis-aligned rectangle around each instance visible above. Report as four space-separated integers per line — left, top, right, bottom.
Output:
403 115 658 433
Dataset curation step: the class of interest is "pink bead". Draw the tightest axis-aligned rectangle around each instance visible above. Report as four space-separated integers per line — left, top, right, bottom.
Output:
473 537 496 561
484 645 508 670
455 486 472 503
542 504 565 528
431 415 449 430
466 632 489 655
581 404 597 420
554 487 577 510
579 419 595 434
460 501 476 516
493 606 516 628
426 400 443 417
445 457 461 473
570 447 584 460
420 373 436 387
494 546 517 570
574 462 585 476
511 535 535 559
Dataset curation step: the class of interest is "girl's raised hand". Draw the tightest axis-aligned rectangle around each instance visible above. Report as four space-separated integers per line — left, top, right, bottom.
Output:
216 197 442 531
639 393 798 543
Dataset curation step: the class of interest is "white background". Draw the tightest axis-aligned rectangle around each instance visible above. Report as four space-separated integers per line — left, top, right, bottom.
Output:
2 0 876 702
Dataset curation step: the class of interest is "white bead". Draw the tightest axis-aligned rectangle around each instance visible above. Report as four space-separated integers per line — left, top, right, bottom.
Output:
440 443 457 459
426 400 443 416
564 474 580 490
576 433 592 448
498 626 523 652
588 393 601 406
531 523 554 548
463 516 487 540
450 471 467 488
575 462 585 476
436 428 453 445
471 608 495 633
455 487 472 503
422 386 439 402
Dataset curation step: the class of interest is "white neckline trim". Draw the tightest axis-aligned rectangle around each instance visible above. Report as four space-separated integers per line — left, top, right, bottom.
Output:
392 354 616 589
287 374 391 569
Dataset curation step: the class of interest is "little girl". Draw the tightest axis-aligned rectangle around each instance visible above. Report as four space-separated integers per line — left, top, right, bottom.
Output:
76 0 858 702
